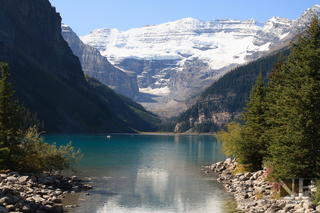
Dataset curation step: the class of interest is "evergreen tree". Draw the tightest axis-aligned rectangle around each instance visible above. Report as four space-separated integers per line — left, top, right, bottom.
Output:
267 15 320 179
0 62 24 168
238 72 268 170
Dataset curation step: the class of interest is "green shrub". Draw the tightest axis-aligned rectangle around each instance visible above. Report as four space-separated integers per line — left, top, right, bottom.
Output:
16 126 82 173
216 120 242 158
312 179 320 206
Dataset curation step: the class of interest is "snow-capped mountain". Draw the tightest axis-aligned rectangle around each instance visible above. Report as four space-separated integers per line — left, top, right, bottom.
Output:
79 4 319 118
253 4 320 48
82 18 264 69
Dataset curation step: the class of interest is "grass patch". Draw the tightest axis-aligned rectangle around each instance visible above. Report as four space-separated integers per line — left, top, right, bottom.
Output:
231 164 251 175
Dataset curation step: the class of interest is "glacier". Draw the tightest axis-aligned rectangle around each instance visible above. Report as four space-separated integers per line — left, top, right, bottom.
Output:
81 17 263 70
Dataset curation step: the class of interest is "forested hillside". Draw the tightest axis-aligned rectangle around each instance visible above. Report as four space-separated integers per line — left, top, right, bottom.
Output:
85 75 161 132
170 48 291 133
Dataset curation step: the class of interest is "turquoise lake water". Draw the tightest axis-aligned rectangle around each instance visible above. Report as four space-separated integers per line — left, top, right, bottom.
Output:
44 134 240 213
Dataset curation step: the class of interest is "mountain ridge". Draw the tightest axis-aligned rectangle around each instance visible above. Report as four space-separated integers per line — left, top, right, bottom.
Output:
77 4 320 118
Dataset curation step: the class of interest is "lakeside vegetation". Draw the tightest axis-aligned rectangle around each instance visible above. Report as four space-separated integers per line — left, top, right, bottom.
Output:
216 16 320 180
0 62 82 172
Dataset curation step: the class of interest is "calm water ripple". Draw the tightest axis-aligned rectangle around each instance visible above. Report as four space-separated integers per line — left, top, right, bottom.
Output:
44 134 241 213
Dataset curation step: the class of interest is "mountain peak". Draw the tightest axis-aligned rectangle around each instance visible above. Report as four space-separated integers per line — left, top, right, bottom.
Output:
310 4 320 12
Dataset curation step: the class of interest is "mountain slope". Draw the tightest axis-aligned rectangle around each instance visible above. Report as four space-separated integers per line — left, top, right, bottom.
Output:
85 75 161 132
61 24 140 99
0 0 157 133
172 48 291 133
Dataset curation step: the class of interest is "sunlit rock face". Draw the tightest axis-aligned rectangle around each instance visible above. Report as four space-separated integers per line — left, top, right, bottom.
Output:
61 24 140 99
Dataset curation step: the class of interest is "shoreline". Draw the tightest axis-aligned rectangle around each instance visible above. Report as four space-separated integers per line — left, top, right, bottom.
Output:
0 170 93 213
203 159 320 213
139 131 215 135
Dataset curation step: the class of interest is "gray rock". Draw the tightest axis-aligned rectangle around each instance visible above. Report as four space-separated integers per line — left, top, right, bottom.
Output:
304 201 315 210
210 164 217 170
52 197 61 203
0 174 7 179
0 196 12 205
216 166 225 172
22 205 32 212
18 176 29 184
30 175 37 182
221 169 232 175
248 207 265 213
225 158 232 165
237 199 257 207
305 209 316 213
253 180 261 186
6 177 18 183
52 204 63 213
296 208 305 213
265 205 282 213
0 206 8 213
40 205 53 212
254 187 265 194
283 204 296 212
14 201 23 209
239 175 247 181
33 196 45 203
57 182 72 189
2 187 14 195
5 205 14 211
244 172 253 178
216 161 224 167
12 195 21 203
283 195 295 201
294 203 303 210
257 199 268 207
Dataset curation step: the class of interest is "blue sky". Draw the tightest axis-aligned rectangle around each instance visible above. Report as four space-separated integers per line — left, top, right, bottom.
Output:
49 0 318 36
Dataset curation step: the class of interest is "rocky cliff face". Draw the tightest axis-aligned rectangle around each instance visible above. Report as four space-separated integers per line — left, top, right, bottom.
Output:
61 25 140 99
0 0 87 89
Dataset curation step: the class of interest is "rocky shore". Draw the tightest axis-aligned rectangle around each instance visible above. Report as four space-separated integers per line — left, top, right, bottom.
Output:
0 170 92 213
203 159 320 213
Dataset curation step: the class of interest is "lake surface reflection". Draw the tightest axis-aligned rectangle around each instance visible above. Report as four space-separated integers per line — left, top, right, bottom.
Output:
44 134 240 213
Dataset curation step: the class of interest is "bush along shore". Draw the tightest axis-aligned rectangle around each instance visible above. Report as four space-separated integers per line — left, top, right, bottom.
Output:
203 158 320 213
0 170 92 213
